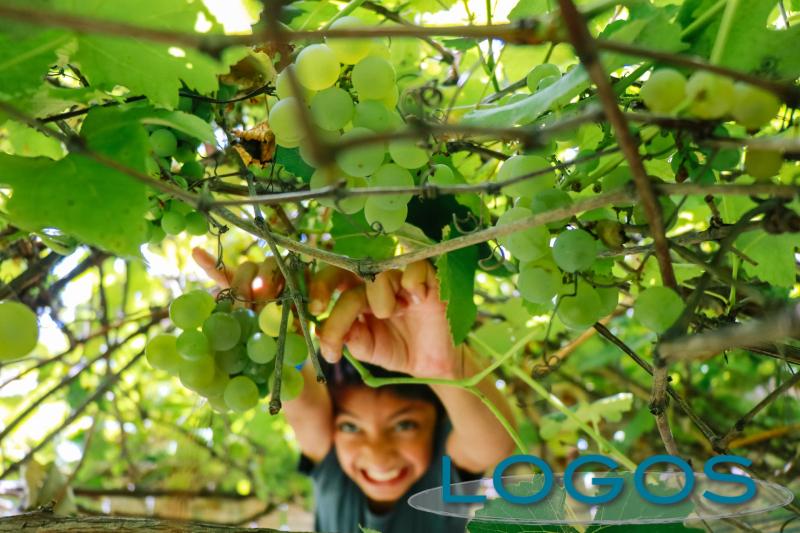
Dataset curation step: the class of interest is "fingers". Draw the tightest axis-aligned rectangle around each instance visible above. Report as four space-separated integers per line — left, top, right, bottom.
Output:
308 266 362 316
192 247 234 288
366 270 402 319
401 260 437 302
252 257 284 302
318 285 368 363
231 261 258 305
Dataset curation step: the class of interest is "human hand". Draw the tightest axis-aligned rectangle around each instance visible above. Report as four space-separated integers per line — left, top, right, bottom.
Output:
318 261 461 380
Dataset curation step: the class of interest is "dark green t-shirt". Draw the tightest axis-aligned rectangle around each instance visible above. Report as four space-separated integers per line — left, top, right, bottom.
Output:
299 417 480 533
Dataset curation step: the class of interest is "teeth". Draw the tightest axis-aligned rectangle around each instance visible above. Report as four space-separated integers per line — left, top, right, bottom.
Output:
365 468 402 482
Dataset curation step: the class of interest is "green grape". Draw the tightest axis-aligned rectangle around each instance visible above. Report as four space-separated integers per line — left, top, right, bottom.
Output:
232 308 257 340
732 83 781 130
0 300 38 361
364 197 407 233
389 139 428 169
299 128 341 167
381 86 399 108
145 334 181 373
148 224 166 245
552 230 597 273
596 285 619 316
176 329 211 360
160 211 186 235
686 71 735 119
497 155 555 200
368 163 414 209
179 160 204 181
149 129 177 157
557 285 602 330
537 75 560 91
295 44 340 91
336 127 386 177
215 344 248 374
174 143 197 164
634 286 684 333
275 66 314 101
326 16 371 64
640 69 687 114
744 149 783 180
184 211 208 236
310 87 354 132
244 361 272 384
258 302 283 337
526 63 561 92
197 365 230 398
271 365 305 401
428 164 457 186
179 353 215 390
496 207 550 262
247 332 277 364
352 56 396 100
207 394 230 413
203 312 242 351
517 266 560 305
530 189 573 229
353 101 397 132
170 292 212 329
283 332 309 365
310 169 367 214
169 200 193 216
268 97 304 147
186 289 216 316
214 299 234 314
224 375 260 412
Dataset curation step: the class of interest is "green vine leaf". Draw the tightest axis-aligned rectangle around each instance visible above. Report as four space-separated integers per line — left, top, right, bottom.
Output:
436 245 478 345
0 28 73 98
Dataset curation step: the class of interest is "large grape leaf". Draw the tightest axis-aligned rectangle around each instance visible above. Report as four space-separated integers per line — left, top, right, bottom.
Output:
0 28 72 98
0 107 150 256
52 0 247 109
678 0 800 80
735 232 797 288
329 212 396 260
436 246 478 344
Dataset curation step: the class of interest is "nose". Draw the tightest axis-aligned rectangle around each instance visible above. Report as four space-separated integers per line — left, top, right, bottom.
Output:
360 436 399 467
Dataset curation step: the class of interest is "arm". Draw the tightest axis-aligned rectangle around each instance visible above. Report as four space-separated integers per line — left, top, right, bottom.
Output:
429 345 517 474
282 364 333 463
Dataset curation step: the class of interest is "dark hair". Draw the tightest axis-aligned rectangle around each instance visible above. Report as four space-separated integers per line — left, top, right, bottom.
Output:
320 354 444 415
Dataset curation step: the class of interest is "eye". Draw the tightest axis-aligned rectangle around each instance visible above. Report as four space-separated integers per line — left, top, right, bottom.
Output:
337 421 360 433
394 419 419 432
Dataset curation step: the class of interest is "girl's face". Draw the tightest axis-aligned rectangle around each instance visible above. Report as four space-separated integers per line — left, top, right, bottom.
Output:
333 386 438 511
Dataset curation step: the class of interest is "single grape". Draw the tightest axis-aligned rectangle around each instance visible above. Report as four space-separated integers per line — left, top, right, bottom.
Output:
170 292 213 330
326 16 371 64
595 219 626 251
364 198 407 233
149 129 178 157
0 301 38 361
368 163 414 210
197 365 230 398
244 361 271 385
496 207 550 262
526 63 561 92
224 375 260 412
353 101 397 132
299 128 341 167
232 308 258 340
311 87 354 131
640 69 687 114
214 299 234 314
731 83 781 130
275 66 315 101
177 329 211 360
202 312 242 351
169 201 193 216
744 149 783 180
184 211 208 236
596 285 619 316
310 169 367 214
283 332 309 366
497 155 555 200
179 160 204 181
161 211 186 235
295 44 340 91
145 334 181 374
686 71 735 119
247 332 277 364
174 143 197 164
552 230 597 273
517 266 560 305
179 353 216 390
537 75 560 91
557 285 602 330
258 302 283 337
634 286 684 333
336 127 386 177
352 56 396 101
186 290 216 316
530 189 573 229
271 365 305 401
207 394 230 413
428 164 457 186
268 97 304 147
389 139 428 169
215 344 248 374
148 224 166 245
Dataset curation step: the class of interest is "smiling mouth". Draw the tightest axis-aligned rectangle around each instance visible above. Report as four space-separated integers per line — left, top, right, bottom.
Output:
360 466 409 485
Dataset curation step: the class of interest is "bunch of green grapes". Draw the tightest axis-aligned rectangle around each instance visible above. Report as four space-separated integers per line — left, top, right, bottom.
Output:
145 199 209 245
0 300 40 361
267 19 444 233
145 293 306 413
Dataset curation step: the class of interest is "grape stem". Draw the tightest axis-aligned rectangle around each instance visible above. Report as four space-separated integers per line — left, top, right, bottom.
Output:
709 0 740 66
